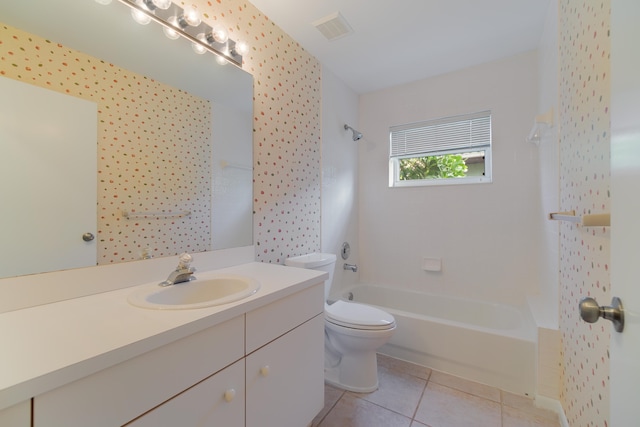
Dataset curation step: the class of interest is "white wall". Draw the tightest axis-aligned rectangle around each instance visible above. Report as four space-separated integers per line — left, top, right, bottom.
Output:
320 67 360 297
211 102 253 250
529 1 560 329
357 52 541 306
532 7 562 401
533 4 562 392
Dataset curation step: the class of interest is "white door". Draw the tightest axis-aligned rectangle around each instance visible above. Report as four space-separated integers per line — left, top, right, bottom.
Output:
0 77 97 278
610 0 640 424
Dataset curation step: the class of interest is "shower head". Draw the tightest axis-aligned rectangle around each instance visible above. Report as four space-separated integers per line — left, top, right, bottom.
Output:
344 124 363 141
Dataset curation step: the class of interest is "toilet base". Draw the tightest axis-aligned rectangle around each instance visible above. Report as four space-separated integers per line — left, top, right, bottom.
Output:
324 351 379 393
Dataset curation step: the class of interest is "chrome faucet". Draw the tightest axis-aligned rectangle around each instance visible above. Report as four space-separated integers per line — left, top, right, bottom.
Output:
159 252 196 286
343 263 358 272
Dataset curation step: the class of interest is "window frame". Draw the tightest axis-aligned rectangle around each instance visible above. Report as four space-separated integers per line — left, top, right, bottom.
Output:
388 111 493 187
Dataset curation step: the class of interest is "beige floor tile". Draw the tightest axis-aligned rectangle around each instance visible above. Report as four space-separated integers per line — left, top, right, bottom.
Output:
318 393 412 427
312 384 345 427
414 382 501 427
378 353 432 381
502 392 559 422
502 405 561 427
316 355 562 427
352 362 427 417
429 370 501 402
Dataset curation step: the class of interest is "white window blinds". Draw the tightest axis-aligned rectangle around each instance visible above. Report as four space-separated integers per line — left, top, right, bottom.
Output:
390 110 491 158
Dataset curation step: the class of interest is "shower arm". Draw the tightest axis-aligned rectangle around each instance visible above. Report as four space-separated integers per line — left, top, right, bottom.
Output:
344 124 363 141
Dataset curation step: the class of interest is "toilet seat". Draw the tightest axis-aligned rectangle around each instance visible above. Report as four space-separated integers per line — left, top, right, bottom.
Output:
325 300 395 330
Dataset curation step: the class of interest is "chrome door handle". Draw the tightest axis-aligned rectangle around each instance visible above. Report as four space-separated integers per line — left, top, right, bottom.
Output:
579 296 624 332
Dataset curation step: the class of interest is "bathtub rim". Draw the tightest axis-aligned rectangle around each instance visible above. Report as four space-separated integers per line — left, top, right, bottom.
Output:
336 283 537 343
337 283 538 396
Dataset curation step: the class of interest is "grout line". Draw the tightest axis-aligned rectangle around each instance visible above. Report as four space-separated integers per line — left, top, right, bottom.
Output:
500 390 505 427
314 389 345 427
410 378 429 424
346 390 414 421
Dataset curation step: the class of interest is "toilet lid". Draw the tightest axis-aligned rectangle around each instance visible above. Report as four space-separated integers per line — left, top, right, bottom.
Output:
325 300 395 330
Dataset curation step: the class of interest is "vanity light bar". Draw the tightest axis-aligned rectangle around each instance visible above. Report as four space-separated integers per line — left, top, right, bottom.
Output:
103 0 245 67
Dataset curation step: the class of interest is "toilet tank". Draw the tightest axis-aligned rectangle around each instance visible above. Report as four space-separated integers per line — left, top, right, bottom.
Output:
285 253 336 301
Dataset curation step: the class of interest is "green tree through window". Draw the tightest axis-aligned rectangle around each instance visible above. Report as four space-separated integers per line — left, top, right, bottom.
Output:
399 154 468 180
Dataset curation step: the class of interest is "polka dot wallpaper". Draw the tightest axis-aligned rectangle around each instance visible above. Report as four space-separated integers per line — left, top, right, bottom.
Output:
559 1 611 425
1 23 212 264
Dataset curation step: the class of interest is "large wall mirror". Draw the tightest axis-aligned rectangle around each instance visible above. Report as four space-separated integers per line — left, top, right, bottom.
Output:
0 0 253 279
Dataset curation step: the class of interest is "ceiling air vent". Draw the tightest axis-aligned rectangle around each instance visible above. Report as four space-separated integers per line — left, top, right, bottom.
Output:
312 12 353 41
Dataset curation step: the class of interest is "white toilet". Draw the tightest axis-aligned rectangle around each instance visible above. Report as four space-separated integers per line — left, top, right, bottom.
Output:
285 253 396 393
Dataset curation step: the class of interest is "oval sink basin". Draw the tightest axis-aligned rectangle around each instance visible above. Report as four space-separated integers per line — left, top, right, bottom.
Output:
128 275 260 310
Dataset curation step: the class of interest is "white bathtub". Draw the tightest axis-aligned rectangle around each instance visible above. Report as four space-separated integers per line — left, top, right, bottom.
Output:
340 285 537 396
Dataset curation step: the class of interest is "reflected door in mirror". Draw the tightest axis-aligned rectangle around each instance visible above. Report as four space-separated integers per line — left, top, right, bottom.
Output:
0 77 97 277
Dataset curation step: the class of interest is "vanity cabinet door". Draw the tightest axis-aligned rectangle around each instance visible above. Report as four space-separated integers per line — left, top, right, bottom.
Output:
246 314 324 427
0 400 30 427
246 283 324 354
125 359 245 427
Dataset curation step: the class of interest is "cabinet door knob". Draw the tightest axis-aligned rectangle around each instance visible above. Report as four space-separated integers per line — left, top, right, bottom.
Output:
224 388 236 402
260 365 270 377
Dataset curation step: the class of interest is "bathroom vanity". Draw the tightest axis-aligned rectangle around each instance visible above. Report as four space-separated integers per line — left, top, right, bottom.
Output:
0 260 326 427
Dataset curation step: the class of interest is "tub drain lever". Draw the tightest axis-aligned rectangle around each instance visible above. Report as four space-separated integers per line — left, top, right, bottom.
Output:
579 296 624 333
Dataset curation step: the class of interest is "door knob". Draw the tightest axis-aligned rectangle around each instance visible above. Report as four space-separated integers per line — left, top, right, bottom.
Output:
579 296 624 332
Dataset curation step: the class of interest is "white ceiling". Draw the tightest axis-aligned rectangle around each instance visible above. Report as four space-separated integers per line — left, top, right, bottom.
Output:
248 0 551 94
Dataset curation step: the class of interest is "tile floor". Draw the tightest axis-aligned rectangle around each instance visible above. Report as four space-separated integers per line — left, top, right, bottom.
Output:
312 354 561 427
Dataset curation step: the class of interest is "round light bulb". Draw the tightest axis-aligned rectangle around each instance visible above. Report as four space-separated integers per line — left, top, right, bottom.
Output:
163 16 180 39
212 28 228 44
94 0 113 5
151 0 172 9
234 41 249 56
216 55 228 65
131 7 151 25
182 6 201 27
192 33 207 54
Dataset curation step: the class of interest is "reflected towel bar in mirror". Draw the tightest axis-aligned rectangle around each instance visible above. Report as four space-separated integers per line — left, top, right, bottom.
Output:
122 210 191 219
220 160 252 171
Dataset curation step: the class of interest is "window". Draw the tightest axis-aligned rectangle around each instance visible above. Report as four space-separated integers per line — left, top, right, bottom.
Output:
389 110 492 187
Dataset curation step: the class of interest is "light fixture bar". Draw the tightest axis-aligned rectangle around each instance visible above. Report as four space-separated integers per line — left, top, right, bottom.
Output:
115 0 244 67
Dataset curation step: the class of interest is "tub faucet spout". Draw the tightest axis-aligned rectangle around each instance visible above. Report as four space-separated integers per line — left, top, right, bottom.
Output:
343 263 358 272
160 252 196 286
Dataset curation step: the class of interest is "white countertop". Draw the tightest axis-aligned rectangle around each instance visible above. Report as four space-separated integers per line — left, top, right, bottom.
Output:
0 262 326 411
